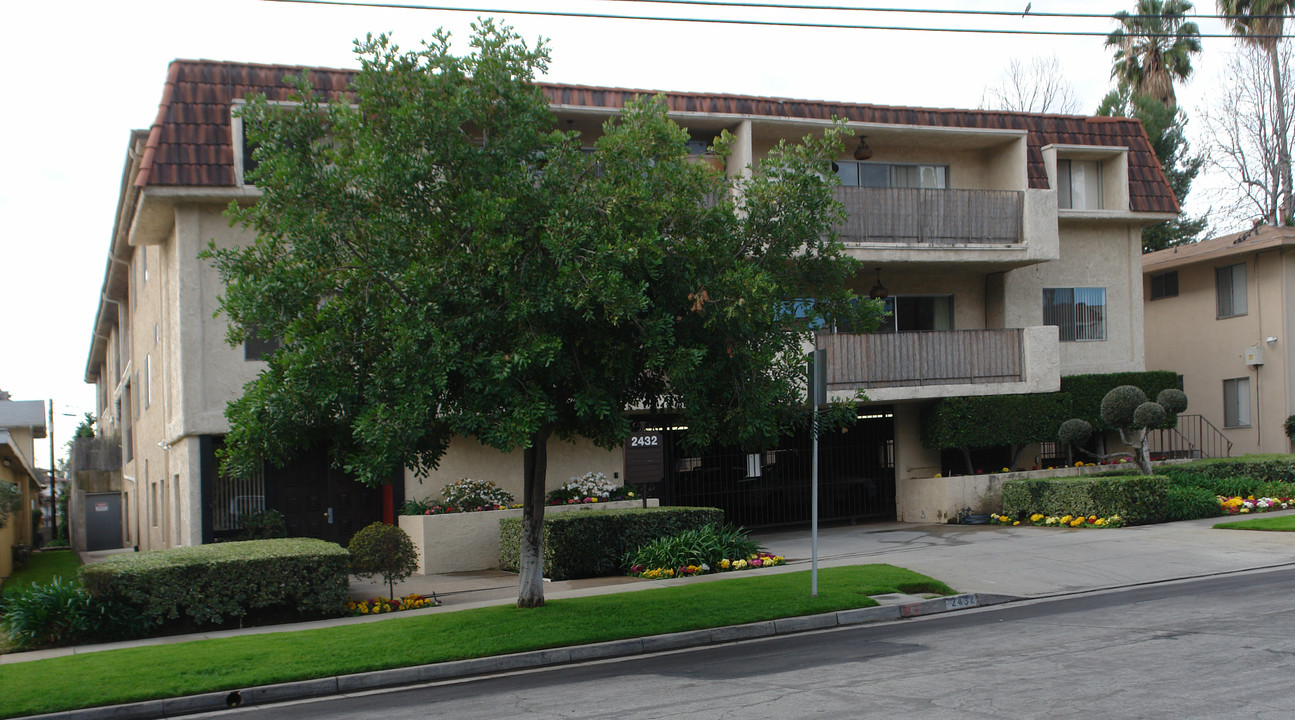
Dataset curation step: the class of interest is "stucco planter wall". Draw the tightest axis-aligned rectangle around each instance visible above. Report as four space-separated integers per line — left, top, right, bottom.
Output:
896 463 1125 523
398 498 659 575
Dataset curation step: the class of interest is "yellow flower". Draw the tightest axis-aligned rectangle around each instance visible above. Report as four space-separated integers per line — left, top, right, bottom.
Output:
1012 520 1020 526
934 473 942 478
1095 518 1106 526
1030 513 1044 522
1060 515 1073 524
720 559 731 569
1088 516 1097 522
1075 461 1084 467
1002 467 1011 473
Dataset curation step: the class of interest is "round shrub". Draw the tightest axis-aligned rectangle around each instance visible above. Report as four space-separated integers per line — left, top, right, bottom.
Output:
348 522 418 600
1132 401 1167 429
1100 385 1148 427
1157 388 1188 415
1058 418 1094 446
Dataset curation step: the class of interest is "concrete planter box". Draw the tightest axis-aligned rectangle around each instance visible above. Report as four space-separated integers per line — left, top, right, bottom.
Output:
896 463 1125 523
398 498 659 575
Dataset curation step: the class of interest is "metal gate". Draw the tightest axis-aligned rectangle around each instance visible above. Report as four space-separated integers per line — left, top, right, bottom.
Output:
646 412 896 528
84 491 124 551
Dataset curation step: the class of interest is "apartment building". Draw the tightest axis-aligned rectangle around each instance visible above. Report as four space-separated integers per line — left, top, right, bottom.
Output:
1143 225 1295 456
0 397 45 580
84 60 1178 547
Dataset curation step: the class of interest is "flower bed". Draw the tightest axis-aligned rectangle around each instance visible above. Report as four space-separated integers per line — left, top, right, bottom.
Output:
1218 495 1294 514
630 552 786 580
990 512 1125 528
345 593 438 616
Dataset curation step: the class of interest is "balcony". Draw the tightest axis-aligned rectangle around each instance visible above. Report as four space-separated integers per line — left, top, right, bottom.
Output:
816 326 1060 402
831 187 1056 270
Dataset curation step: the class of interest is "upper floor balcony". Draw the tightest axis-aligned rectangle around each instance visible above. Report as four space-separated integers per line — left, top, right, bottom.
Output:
832 187 1058 270
817 325 1060 403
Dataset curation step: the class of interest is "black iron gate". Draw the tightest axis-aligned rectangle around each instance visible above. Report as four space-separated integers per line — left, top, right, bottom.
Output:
642 411 896 528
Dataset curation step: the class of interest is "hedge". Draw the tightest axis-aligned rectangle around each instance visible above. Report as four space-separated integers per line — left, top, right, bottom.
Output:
80 538 350 628
499 506 724 581
1060 371 1179 430
921 392 1072 450
1000 475 1169 525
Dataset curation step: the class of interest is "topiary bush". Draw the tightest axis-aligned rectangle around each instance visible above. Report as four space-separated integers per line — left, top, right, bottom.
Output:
1100 385 1148 427
1001 475 1169 525
1058 418 1094 447
81 538 349 629
499 506 724 580
348 522 418 600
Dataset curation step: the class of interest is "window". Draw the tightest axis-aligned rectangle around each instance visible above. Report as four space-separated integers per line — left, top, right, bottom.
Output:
244 326 281 361
875 296 954 333
1057 159 1102 210
1223 377 1251 427
141 246 148 283
835 161 948 189
173 474 182 545
1216 263 1248 318
151 480 159 528
1043 288 1106 341
1149 271 1178 300
144 355 151 409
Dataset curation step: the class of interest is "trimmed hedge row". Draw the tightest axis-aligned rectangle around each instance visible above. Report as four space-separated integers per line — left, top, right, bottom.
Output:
1000 475 1169 525
80 538 350 628
1155 457 1295 488
499 506 724 581
1060 371 1180 430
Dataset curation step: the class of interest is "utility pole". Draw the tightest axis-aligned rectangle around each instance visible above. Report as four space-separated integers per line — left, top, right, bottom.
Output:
48 399 56 542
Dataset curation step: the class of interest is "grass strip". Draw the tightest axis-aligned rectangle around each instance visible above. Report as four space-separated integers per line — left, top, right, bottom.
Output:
1 550 81 594
0 564 949 717
1214 514 1295 531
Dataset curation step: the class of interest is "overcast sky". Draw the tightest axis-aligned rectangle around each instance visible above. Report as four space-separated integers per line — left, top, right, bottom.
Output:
0 0 1252 468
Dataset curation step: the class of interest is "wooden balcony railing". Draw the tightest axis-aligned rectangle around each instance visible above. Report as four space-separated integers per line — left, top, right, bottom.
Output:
817 329 1025 390
832 187 1024 245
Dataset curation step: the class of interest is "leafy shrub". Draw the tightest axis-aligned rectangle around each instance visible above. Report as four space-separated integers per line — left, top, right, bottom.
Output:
1100 385 1148 427
499 506 724 580
1001 475 1168 525
624 524 761 570
81 538 349 629
348 522 418 600
1157 389 1188 415
0 480 22 530
1058 418 1093 446
546 472 634 504
1061 371 1179 429
1286 415 1295 440
0 578 147 650
1163 486 1225 522
440 478 514 511
921 392 1073 450
238 509 288 539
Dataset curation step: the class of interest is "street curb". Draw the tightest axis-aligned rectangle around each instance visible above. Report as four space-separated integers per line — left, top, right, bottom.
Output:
22 592 1012 720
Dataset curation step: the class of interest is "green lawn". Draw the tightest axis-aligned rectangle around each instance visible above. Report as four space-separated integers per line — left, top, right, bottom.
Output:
1214 514 1295 531
1 550 81 593
0 564 949 718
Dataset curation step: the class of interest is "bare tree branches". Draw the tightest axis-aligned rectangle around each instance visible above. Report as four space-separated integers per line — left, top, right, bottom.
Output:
980 55 1082 115
1201 39 1295 226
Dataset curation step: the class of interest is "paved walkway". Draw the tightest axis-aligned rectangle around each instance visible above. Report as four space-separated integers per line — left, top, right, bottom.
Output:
5 511 1293 666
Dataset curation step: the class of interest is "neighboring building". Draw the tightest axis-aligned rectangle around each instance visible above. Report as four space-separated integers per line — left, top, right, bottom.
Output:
84 60 1178 548
0 398 46 581
1143 225 1295 456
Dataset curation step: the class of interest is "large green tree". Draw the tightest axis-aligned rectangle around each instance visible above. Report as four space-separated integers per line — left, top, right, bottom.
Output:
1097 87 1207 250
1218 0 1295 223
205 24 879 607
1105 0 1202 108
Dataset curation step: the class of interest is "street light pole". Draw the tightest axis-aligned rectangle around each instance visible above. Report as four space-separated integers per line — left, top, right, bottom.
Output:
48 399 56 543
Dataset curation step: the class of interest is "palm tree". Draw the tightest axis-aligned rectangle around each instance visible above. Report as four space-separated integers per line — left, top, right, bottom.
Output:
1218 0 1295 223
1105 0 1203 108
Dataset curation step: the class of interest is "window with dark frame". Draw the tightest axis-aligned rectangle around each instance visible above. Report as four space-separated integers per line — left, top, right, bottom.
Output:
833 161 948 189
1223 377 1251 427
1216 262 1247 318
1149 271 1178 300
1042 287 1107 342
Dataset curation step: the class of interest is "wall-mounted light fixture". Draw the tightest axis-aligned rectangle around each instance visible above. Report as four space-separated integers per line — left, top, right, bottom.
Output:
1266 336 1279 345
1 458 10 468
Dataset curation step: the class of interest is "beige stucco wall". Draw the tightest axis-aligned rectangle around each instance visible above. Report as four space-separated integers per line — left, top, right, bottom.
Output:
0 463 37 581
404 435 625 504
1001 221 1144 375
1145 248 1295 455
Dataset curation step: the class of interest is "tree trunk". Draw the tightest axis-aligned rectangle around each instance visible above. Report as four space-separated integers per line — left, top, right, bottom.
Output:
1269 47 1293 224
961 447 974 475
1119 428 1153 475
517 424 553 608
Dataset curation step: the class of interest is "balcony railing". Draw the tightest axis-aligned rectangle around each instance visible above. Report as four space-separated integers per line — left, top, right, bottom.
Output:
833 187 1024 245
817 328 1024 390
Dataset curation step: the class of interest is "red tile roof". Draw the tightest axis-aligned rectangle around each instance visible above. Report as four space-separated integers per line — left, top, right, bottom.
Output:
136 59 1179 214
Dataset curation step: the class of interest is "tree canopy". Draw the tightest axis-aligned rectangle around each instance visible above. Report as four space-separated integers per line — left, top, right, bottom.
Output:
1105 0 1202 108
205 23 881 606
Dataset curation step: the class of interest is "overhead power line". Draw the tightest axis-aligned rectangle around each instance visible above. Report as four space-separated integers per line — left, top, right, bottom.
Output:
260 0 1291 38
596 0 1292 22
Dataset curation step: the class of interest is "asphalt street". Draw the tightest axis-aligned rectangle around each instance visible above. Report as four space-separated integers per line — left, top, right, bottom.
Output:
210 566 1295 720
